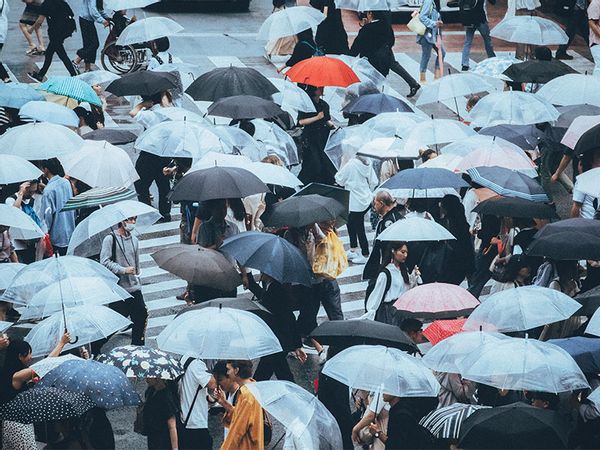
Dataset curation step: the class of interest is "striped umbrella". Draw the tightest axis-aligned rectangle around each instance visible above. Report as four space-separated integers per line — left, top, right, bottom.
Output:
38 77 102 106
466 166 549 202
60 186 136 212
420 403 490 439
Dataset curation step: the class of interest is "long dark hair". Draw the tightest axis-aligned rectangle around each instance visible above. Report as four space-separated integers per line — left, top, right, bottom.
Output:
385 241 410 283
4 340 32 376
440 194 470 238
227 198 246 222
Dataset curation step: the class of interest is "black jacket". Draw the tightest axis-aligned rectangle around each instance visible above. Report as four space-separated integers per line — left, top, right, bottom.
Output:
363 204 406 280
349 20 395 75
460 0 495 26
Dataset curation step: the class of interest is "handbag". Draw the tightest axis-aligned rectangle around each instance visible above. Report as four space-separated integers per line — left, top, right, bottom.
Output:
407 1 434 36
312 231 348 280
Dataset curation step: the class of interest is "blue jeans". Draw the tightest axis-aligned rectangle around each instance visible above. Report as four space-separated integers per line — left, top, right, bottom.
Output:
419 40 446 73
462 22 495 67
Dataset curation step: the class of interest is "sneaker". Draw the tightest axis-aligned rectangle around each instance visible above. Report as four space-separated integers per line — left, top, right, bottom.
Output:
27 71 44 82
346 249 358 259
71 61 81 75
555 52 573 60
352 255 368 264
156 215 172 224
461 65 469 71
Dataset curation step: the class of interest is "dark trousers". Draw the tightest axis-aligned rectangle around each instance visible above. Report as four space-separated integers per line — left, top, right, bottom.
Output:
39 36 76 77
0 43 9 80
389 59 420 89
76 17 100 64
254 352 295 382
52 245 68 256
16 247 36 264
110 290 148 345
297 280 343 336
134 151 172 218
558 7 589 53
347 208 369 255
178 427 212 450
467 249 495 298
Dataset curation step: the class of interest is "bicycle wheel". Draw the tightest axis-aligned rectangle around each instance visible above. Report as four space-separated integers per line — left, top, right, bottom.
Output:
101 42 138 74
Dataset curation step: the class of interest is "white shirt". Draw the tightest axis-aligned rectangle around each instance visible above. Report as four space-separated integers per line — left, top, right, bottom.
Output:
334 158 378 212
572 184 598 219
178 359 212 429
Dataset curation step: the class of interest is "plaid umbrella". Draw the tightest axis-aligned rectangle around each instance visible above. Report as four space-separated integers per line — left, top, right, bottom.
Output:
97 345 183 380
423 319 466 346
420 403 490 439
61 187 136 212
38 77 102 106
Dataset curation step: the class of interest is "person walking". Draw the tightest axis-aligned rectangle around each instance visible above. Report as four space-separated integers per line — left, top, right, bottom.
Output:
142 378 180 450
460 0 496 71
73 0 110 73
556 0 589 59
310 0 349 54
589 0 600 76
19 0 45 56
0 0 10 83
416 0 446 82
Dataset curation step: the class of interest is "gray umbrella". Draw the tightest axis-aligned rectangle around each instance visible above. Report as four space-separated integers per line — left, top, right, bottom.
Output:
261 194 346 228
479 125 542 150
555 104 600 129
82 128 138 145
185 66 278 101
381 168 469 190
207 95 285 120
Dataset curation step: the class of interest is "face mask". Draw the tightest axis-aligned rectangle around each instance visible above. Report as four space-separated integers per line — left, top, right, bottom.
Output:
124 223 136 232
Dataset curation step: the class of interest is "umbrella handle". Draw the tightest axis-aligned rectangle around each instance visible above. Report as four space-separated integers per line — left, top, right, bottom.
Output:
69 335 79 345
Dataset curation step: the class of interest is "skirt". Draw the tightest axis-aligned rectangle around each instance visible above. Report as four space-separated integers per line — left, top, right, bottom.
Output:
2 421 36 450
19 4 42 25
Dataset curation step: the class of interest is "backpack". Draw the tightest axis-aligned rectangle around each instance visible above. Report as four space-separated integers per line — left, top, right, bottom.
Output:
364 267 392 312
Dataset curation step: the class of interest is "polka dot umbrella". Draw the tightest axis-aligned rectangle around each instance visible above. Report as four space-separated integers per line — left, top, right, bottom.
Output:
97 345 183 380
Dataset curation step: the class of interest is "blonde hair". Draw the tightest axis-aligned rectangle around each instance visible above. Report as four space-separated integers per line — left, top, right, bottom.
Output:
261 154 284 166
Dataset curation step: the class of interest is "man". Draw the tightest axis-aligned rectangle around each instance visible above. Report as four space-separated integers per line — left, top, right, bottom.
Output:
556 0 589 59
589 0 600 76
39 158 75 256
400 318 425 345
460 0 496 71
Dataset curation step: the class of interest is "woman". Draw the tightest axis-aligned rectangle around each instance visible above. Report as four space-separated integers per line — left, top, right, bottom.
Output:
226 198 249 233
19 0 45 56
468 214 500 298
142 378 180 449
416 0 446 82
488 255 531 294
361 241 422 325
73 0 110 73
282 29 319 70
265 0 297 58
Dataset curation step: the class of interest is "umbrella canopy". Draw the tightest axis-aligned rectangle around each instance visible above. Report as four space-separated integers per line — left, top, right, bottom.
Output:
526 218 600 260
404 119 476 151
573 123 600 157
169 166 269 202
212 126 266 160
549 337 600 374
468 91 559 127
457 338 589 393
422 319 466 346
156 307 282 359
75 70 120 87
0 204 44 240
0 122 82 160
220 231 312 286
97 345 183 380
151 245 242 291
0 83 46 108
260 194 346 228
192 152 253 171
0 263 26 292
441 134 521 158
473 196 558 219
330 55 386 89
38 77 102 106
269 77 316 116
574 285 600 317
103 0 159 9
490 15 568 45
322 345 440 397
502 60 576 84
463 286 581 332
586 308 600 337
186 67 278 101
381 167 469 191
30 354 82 378
293 183 350 224
343 93 411 114
466 166 549 202
416 73 495 106
309 319 418 352
285 56 360 88
248 162 302 188
376 217 456 242
419 154 463 172
471 55 519 80
175 297 270 318
247 381 343 450
536 74 600 107
19 101 79 127
455 146 537 176
0 387 95 424
0 155 42 185
82 128 138 145
393 283 479 319
106 71 179 97
560 115 600 150
258 6 325 41
251 118 299 166
154 107 209 124
207 95 285 120
420 403 490 440
458 403 571 450
116 17 184 45
555 104 600 129
37 359 140 410
356 137 419 161
573 168 600 199
479 124 542 150
61 186 136 212
359 112 426 139
334 0 392 10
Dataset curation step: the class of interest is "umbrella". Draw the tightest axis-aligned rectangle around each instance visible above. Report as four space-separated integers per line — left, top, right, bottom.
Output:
175 297 271 318
422 319 466 346
103 0 159 9
463 285 581 332
0 263 26 292
393 283 479 320
420 403 490 440
466 166 549 202
154 107 209 124
38 77 102 106
19 101 79 127
0 155 42 185
258 6 325 41
212 126 266 160
343 93 411 115
457 337 589 393
468 91 559 128
419 153 463 172
220 231 312 286
555 104 600 129
150 245 242 291
503 60 576 84
0 83 46 108
403 119 476 152
293 183 350 224
455 146 537 176
574 285 600 317
0 122 83 160
105 71 179 97
573 168 600 198
308 319 418 352
560 116 600 150
116 17 184 45
416 73 495 107
537 74 600 107
97 345 183 380
260 194 346 228
285 56 360 88
82 128 138 145
441 134 523 158
0 387 95 424
573 123 600 157
333 0 392 11
479 124 542 150
381 167 469 192
0 204 44 240
458 403 571 450
329 55 386 89
59 140 139 188
549 337 600 374
471 56 519 81
61 186 137 212
376 217 456 242
356 137 419 161
248 162 302 188
526 218 600 260
359 112 426 139
591 387 600 407
169 166 269 202
156 307 282 359
75 70 120 87
473 196 558 219
324 125 367 170
185 67 278 102
192 152 253 171
269 77 316 116
246 381 343 450
30 354 82 378
586 308 600 337
322 345 440 397
207 95 285 120
251 118 299 166
490 16 568 45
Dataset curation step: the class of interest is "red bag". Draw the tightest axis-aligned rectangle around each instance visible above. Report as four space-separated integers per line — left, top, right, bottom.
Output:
43 234 54 258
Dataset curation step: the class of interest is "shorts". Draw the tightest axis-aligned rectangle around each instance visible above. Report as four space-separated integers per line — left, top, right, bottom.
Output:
19 4 42 25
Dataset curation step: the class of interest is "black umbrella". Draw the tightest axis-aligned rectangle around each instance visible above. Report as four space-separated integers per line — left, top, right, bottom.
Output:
308 319 418 353
220 231 312 286
573 123 600 156
549 337 600 374
526 218 600 260
381 168 469 191
466 166 549 202
261 194 345 228
82 128 138 145
555 105 600 129
479 125 542 150
473 196 559 219
105 71 179 97
0 387 95 424
458 402 571 449
169 166 269 202
293 183 350 225
574 285 600 316
207 95 285 120
503 60 576 84
342 93 412 115
185 66 279 101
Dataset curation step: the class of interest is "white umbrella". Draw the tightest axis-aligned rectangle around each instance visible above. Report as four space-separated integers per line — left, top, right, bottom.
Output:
377 216 456 242
0 122 83 160
26 305 132 358
457 337 589 393
471 56 519 81
416 73 496 106
455 146 537 176
251 119 298 166
30 354 82 378
418 153 462 172
357 137 420 160
0 155 42 185
441 135 522 158
572 168 600 199
0 204 44 240
322 345 440 397
324 125 369 170
589 387 600 408
103 0 159 9
19 101 79 128
490 16 568 45
0 321 11 332
117 17 184 46
269 78 316 116
67 200 161 257
585 308 600 337
0 263 26 291
359 112 427 140
560 116 600 149
154 107 210 124
536 74 600 107
59 140 139 188
212 125 266 161
247 381 343 450
403 119 476 153
156 307 282 359
249 162 302 187
334 0 392 11
329 55 387 90
463 286 582 332
468 91 559 127
258 6 325 41
75 70 120 87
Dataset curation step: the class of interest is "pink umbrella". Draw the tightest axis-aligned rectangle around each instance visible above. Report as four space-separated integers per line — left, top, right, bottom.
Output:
455 146 537 176
560 115 600 150
393 283 480 319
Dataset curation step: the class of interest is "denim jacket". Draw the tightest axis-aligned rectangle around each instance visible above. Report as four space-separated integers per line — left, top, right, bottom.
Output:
417 0 441 44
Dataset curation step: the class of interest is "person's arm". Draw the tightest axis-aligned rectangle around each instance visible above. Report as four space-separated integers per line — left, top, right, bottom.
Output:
589 16 600 38
12 368 35 391
167 416 178 450
298 111 325 126
29 14 46 32
128 101 152 118
334 162 350 186
87 0 108 25
48 331 71 357
368 165 379 190
12 182 30 209
348 28 365 56
352 410 375 444
419 0 439 29
551 154 572 183
99 235 133 275
41 189 56 235
571 201 583 218
360 272 387 319
9 249 18 263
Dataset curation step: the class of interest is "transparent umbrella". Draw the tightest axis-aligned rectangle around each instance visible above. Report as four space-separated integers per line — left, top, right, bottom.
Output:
572 168 600 199
585 308 600 337
258 6 325 41
212 125 267 161
0 122 83 160
416 73 496 107
403 119 476 153
154 107 211 125
359 112 427 140
329 55 386 90
537 74 600 108
441 135 521 158
471 56 519 81
251 119 299 166
334 0 392 11
30 354 82 377
75 70 120 87
324 125 368 170
0 263 26 292
356 137 420 161
490 16 568 45
269 78 316 117
419 153 462 172
468 91 559 127
0 204 44 240
0 155 42 186
117 17 184 46
377 217 456 242
560 116 600 150
19 101 79 127
455 145 537 176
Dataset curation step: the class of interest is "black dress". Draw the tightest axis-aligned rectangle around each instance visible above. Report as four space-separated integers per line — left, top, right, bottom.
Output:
297 100 336 185
143 384 181 450
310 0 349 54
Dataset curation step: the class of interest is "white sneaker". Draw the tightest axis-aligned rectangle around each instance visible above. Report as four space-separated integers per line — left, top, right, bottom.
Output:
352 255 368 264
346 249 358 259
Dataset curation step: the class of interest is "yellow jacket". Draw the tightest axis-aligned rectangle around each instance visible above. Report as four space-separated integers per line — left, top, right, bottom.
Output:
221 384 264 450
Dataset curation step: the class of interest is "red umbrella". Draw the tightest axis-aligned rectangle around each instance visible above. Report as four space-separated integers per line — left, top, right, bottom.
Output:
285 56 360 88
393 283 479 320
423 318 467 345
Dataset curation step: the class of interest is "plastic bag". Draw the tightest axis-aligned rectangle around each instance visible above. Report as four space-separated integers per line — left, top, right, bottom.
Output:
312 231 348 280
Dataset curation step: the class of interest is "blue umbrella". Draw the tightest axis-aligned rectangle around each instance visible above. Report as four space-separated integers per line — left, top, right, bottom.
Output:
381 167 469 191
466 166 549 202
38 76 102 106
479 124 542 150
0 83 46 108
37 359 140 410
549 337 600 374
342 93 412 115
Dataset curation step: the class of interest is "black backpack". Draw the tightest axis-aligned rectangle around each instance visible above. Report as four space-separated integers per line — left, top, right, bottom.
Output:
364 267 392 312
459 0 478 11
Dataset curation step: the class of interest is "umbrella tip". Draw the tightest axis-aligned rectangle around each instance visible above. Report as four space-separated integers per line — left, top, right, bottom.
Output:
219 303 222 310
